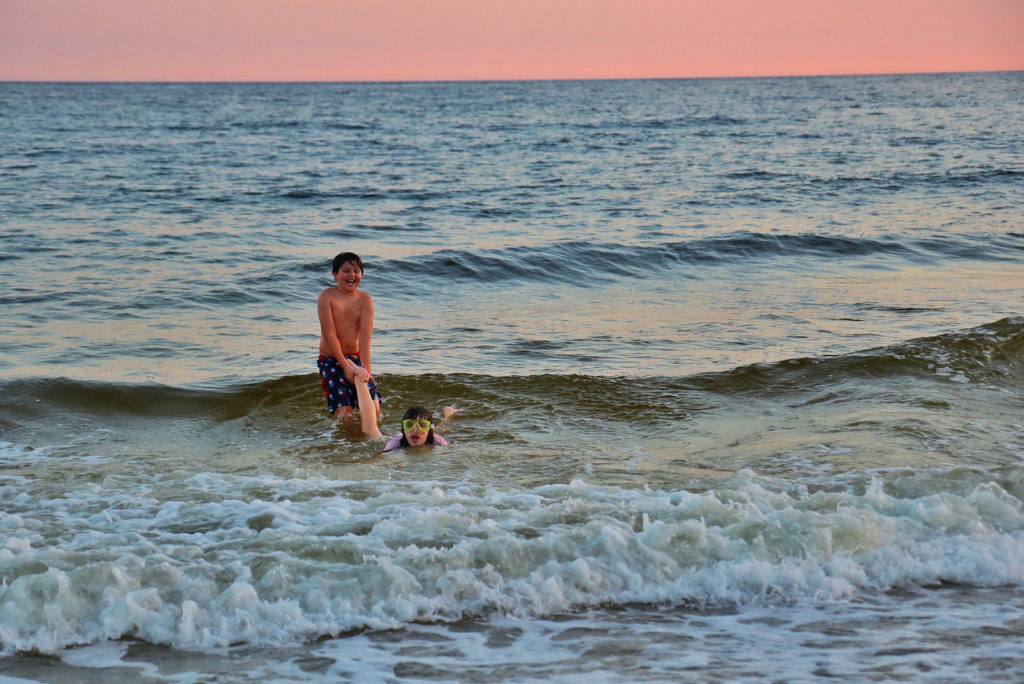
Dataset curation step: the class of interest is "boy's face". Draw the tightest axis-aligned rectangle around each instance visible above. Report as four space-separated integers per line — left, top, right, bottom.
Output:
333 262 362 293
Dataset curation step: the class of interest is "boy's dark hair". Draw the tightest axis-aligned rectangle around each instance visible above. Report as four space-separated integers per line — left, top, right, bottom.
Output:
400 406 436 447
332 252 363 274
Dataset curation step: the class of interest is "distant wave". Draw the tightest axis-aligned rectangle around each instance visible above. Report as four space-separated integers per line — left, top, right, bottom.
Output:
702 316 1024 398
800 168 1024 193
279 187 445 202
4 318 1020 429
373 231 1024 287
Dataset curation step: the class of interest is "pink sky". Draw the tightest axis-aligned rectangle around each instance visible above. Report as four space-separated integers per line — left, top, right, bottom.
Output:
1 0 1021 81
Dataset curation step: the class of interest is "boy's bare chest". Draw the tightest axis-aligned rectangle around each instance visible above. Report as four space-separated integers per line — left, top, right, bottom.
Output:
329 295 362 326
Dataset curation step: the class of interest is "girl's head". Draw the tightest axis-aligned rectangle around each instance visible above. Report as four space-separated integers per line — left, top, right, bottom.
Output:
400 406 435 447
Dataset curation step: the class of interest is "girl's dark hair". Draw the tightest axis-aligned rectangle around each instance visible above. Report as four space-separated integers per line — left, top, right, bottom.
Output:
400 406 435 447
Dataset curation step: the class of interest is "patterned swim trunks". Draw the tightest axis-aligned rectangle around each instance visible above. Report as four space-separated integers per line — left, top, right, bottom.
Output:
317 354 382 414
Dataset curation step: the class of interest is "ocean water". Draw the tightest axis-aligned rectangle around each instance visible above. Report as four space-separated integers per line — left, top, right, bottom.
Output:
1 73 1023 682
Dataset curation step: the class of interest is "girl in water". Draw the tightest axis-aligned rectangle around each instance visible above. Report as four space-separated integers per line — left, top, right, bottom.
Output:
382 406 459 451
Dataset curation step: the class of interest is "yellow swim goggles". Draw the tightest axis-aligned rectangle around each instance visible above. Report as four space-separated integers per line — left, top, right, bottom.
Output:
403 419 432 432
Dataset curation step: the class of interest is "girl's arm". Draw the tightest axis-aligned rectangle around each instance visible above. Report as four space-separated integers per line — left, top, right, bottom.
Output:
359 294 374 376
355 376 382 438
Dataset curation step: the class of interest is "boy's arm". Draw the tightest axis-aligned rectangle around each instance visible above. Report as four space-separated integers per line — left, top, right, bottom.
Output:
359 294 375 375
317 290 347 361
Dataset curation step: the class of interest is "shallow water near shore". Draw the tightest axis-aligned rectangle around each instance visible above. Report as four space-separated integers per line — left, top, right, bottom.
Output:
1 73 1023 681
2 588 1024 682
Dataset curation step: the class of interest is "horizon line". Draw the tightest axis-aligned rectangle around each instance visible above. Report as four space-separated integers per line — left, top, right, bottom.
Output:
2 68 1021 85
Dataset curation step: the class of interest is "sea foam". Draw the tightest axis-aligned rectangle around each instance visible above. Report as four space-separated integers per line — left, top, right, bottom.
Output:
2 469 1023 654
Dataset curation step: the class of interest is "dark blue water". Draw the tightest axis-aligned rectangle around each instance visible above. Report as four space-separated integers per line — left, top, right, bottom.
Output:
1 73 1023 682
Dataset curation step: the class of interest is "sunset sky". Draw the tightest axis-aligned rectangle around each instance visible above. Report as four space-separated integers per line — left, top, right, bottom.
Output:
1 0 1022 82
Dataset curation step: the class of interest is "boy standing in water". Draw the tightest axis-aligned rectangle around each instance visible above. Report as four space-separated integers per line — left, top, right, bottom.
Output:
317 252 382 437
